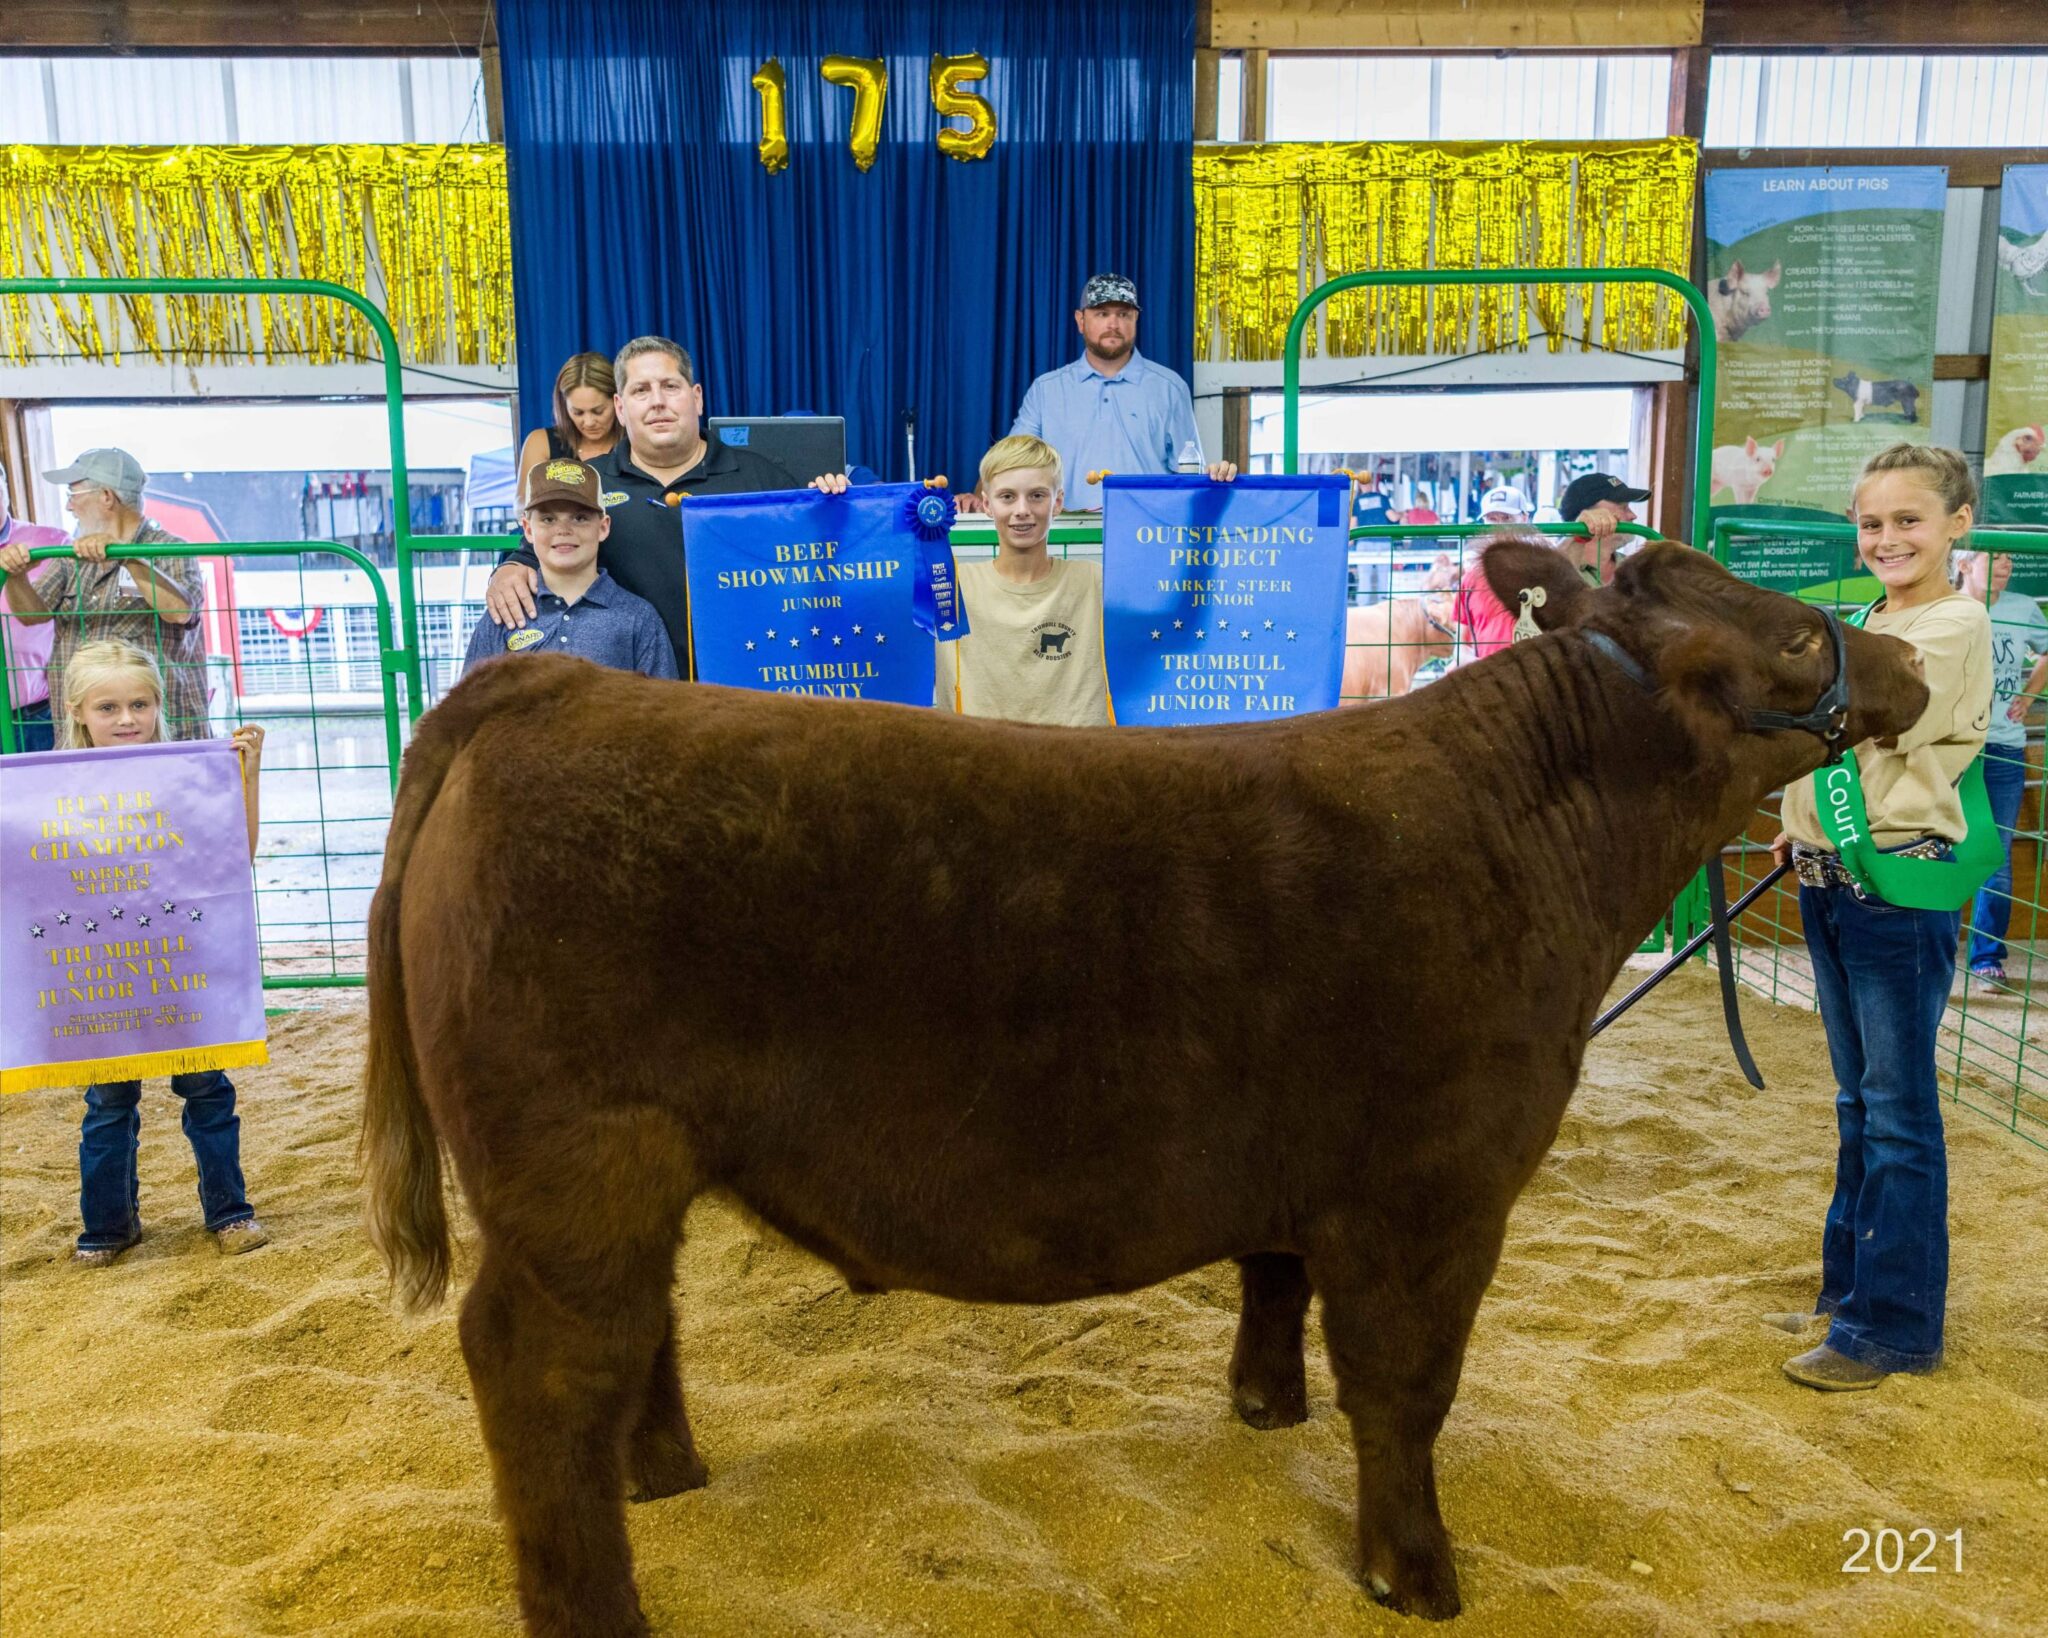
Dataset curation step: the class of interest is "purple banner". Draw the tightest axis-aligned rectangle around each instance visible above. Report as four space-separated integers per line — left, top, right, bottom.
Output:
3 740 267 1094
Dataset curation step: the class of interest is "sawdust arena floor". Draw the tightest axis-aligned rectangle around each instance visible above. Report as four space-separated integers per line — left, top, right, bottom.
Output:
3 968 2045 1636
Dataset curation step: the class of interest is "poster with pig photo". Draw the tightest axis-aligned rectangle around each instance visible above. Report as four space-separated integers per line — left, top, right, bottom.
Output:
1704 166 1947 594
1984 164 2048 589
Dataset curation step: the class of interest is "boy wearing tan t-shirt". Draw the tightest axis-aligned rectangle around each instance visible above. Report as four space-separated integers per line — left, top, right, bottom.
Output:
935 436 1112 727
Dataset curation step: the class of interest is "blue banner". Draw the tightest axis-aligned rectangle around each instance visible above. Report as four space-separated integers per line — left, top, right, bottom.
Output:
1102 476 1350 725
681 484 962 705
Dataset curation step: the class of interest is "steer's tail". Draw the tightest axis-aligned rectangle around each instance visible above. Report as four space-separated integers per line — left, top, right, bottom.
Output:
360 684 493 1312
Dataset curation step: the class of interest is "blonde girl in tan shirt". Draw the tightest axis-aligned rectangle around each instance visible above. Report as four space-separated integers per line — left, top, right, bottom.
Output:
1767 446 1993 1390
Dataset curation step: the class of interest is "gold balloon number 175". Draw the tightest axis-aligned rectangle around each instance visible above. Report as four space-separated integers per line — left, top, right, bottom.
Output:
751 53 996 173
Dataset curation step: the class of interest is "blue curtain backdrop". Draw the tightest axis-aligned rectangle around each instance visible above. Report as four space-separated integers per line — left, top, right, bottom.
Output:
494 0 1194 486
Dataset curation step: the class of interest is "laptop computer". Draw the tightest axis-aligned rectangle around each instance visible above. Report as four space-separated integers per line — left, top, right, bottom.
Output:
707 416 847 487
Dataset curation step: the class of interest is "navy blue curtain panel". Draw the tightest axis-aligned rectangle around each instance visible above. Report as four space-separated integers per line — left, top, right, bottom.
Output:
495 0 1194 485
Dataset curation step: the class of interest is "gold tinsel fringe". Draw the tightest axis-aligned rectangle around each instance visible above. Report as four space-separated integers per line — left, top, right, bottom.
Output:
1194 139 1697 362
0 144 513 368
2 1039 270 1097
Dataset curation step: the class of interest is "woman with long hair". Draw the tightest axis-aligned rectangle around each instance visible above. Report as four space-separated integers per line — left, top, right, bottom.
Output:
517 351 619 476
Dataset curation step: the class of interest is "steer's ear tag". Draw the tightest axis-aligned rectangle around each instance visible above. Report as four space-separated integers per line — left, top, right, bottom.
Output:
1512 585 1548 643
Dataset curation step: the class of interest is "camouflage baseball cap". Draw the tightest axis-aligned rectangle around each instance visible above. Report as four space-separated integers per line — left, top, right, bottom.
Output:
521 458 604 514
1081 273 1139 310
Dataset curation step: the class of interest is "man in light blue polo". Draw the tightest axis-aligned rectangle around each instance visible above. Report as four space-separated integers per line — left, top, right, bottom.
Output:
1008 273 1234 511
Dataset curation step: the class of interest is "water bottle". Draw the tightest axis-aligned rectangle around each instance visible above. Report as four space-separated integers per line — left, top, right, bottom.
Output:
1176 440 1203 475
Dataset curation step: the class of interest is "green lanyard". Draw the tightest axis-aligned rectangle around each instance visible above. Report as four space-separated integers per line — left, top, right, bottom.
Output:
1809 602 2001 911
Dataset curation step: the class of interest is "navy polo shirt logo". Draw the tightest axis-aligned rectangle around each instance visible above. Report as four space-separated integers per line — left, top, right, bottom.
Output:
506 628 545 651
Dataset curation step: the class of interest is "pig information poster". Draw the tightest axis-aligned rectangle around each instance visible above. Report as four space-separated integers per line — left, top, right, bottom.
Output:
1704 166 1947 594
1984 164 2048 587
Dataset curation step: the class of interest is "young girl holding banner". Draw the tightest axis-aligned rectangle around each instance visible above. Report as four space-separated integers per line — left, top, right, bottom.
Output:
60 640 269 1267
1769 446 1994 1390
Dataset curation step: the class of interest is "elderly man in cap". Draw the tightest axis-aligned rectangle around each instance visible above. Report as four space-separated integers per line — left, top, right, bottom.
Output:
0 448 211 740
996 273 1234 512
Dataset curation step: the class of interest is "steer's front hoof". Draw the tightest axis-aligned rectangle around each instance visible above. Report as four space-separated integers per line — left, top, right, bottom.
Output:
1231 1378 1309 1430
1362 1535 1462 1621
628 1431 708 1502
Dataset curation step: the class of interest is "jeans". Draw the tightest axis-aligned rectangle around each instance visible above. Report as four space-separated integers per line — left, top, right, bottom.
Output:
12 699 54 752
1965 743 2029 971
1799 881 1955 1372
77 1071 255 1251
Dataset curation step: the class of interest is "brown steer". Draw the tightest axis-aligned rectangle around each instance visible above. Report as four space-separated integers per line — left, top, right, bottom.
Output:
362 541 1927 1635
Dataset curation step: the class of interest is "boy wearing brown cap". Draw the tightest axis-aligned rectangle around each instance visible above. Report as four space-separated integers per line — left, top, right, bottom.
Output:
462 459 678 679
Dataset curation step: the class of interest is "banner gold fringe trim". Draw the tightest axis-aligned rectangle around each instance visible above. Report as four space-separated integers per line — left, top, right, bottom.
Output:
1193 138 1697 362
0 144 512 369
3 1040 271 1096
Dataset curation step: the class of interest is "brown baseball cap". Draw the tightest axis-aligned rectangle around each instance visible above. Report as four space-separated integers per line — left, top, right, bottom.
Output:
521 458 604 514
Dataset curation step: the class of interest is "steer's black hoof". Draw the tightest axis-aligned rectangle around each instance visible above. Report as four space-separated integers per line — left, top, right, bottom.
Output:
628 1431 708 1502
1232 1380 1309 1430
1363 1552 1463 1621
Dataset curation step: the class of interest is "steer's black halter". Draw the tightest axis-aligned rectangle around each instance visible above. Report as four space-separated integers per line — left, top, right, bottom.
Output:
1737 608 1853 764
1583 606 1852 763
1579 610 1854 1093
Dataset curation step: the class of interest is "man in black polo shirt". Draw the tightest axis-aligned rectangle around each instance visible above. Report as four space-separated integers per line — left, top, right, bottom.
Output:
486 335 796 669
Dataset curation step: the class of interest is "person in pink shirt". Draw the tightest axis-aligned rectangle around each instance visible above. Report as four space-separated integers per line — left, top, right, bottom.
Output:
0 467 69 751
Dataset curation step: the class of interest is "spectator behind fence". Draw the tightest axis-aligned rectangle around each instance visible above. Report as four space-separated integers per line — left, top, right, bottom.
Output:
463 459 678 681
0 465 68 750
60 639 269 1267
0 449 210 740
517 350 620 477
1554 471 1652 586
1453 471 1651 658
1955 548 2048 987
1478 484 1530 526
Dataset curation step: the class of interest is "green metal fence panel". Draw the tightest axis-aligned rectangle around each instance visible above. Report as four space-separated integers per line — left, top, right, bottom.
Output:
1276 268 1719 956
2 541 405 991
0 276 430 720
0 276 490 990
1280 266 1718 556
1708 518 2048 1151
401 537 525 713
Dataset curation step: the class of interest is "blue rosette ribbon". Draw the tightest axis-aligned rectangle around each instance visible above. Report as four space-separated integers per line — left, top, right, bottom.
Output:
906 487 969 641
905 486 956 540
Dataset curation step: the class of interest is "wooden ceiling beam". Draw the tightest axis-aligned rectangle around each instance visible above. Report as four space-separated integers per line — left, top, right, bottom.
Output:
8 1 2039 58
1702 0 2048 50
0 2 492 53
